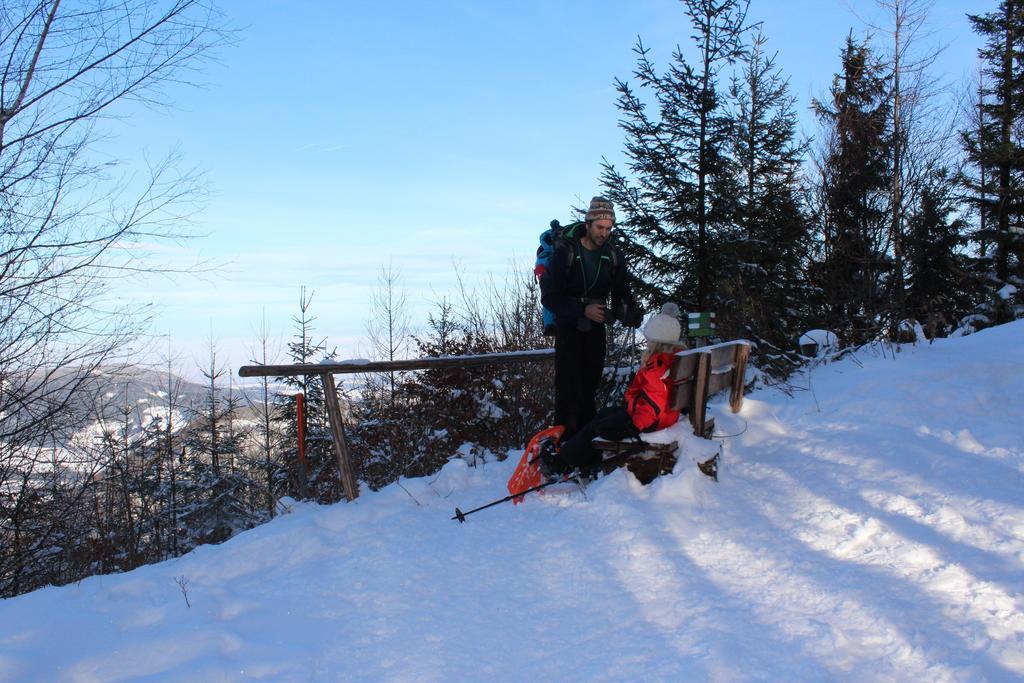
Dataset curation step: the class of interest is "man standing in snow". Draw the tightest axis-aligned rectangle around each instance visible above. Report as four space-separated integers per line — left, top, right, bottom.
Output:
540 196 641 438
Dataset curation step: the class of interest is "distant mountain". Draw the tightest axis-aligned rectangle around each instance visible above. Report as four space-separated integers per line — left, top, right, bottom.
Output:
33 365 284 444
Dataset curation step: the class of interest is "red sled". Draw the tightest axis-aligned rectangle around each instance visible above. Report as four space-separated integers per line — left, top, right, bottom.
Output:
506 425 566 504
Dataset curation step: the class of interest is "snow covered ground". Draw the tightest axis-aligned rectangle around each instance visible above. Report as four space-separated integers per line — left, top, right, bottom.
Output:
1 322 1022 682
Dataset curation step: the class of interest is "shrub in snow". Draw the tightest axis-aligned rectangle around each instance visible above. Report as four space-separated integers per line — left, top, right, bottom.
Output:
798 330 838 357
894 319 926 344
353 295 552 491
953 313 991 337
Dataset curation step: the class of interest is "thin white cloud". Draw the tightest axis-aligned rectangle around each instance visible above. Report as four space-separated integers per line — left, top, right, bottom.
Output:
291 141 351 154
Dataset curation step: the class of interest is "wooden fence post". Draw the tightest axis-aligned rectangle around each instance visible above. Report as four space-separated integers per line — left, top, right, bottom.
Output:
730 343 750 414
320 373 359 502
690 351 712 437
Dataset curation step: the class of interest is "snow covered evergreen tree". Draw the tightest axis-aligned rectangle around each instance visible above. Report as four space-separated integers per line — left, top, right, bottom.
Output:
904 171 975 335
273 288 341 503
245 313 286 518
179 345 254 547
961 0 1024 321
727 29 811 373
809 36 893 344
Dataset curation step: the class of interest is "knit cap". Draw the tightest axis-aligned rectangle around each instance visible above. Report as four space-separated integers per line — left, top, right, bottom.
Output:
585 196 615 223
643 302 682 344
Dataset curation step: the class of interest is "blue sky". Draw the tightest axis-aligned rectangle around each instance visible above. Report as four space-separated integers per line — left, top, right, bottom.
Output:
102 0 990 377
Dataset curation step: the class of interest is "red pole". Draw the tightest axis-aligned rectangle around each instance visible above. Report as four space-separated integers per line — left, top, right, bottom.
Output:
296 393 310 498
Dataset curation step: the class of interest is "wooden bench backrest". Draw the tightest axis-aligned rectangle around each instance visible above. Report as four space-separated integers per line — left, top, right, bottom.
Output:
667 341 751 437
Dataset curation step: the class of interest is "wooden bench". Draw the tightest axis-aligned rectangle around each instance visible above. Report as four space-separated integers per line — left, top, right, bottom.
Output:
669 340 752 438
592 438 679 484
591 340 751 482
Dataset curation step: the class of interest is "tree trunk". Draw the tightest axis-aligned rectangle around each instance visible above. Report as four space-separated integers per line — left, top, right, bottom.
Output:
697 29 711 311
890 4 905 328
997 0 1015 283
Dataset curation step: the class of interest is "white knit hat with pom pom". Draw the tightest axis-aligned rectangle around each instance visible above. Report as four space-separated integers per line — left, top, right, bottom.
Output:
642 302 681 344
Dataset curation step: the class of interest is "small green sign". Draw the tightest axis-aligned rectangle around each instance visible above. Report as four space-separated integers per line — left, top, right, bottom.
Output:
687 311 716 338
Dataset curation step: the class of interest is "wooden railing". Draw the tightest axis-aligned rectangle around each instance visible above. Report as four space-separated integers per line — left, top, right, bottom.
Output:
237 349 556 379
238 350 556 501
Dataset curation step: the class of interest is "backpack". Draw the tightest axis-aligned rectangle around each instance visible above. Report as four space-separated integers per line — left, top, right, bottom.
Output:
534 219 618 336
624 352 681 433
535 220 581 335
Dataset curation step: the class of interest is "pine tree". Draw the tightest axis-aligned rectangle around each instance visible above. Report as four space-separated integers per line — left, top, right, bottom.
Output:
180 344 253 546
127 414 174 565
962 0 1024 317
161 355 184 557
601 0 750 316
101 385 143 571
246 311 286 518
273 288 341 503
810 35 893 344
385 301 474 485
905 171 973 335
353 267 413 487
728 29 811 372
353 272 552 491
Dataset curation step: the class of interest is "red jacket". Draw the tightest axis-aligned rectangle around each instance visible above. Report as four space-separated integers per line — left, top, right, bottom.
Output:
625 352 681 432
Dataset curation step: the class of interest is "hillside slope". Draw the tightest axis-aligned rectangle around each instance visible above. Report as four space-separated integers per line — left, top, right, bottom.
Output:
1 322 1022 682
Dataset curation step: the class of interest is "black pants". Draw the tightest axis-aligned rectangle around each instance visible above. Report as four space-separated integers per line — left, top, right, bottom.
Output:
554 323 606 437
556 406 639 471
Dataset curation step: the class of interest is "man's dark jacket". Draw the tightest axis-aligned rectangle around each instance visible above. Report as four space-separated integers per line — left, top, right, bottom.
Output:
540 236 635 328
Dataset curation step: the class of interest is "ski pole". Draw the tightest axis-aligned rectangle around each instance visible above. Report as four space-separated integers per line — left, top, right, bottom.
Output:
451 443 653 523
452 476 567 523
